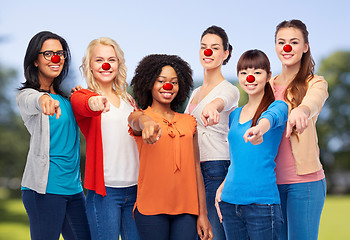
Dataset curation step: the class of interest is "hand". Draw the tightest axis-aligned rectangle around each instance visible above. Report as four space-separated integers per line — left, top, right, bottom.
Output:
70 85 83 95
215 182 224 223
141 121 162 144
197 214 213 240
286 106 309 138
201 103 220 127
39 94 61 119
243 126 263 145
88 96 110 113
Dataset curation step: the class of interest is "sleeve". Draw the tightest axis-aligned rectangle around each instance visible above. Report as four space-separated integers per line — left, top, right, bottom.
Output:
259 100 289 129
190 114 197 135
70 89 103 119
128 109 144 137
213 82 240 112
16 88 47 116
300 75 328 119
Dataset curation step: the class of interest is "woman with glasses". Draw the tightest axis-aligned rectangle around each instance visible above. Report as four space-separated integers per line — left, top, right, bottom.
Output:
16 31 91 240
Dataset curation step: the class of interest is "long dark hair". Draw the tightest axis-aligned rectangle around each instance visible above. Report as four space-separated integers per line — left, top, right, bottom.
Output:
275 19 314 110
201 25 233 65
20 31 71 97
237 49 275 126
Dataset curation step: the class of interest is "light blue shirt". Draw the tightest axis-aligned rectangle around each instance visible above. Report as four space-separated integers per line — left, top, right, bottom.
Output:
221 100 288 205
45 94 82 194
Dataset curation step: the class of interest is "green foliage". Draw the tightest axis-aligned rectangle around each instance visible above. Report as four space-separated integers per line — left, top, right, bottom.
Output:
317 51 350 181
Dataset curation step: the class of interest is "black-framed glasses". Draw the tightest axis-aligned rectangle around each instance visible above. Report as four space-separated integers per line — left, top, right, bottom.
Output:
38 50 67 61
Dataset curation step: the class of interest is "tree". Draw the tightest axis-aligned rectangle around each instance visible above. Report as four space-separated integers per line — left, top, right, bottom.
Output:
317 51 350 193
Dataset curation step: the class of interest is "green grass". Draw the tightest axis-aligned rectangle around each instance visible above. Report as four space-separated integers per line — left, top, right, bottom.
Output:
0 196 349 239
319 195 350 240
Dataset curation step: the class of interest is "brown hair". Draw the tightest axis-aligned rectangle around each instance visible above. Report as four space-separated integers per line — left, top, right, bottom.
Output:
275 19 315 109
237 49 275 126
275 19 315 136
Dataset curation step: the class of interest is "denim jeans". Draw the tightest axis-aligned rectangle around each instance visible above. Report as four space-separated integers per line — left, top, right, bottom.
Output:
220 201 283 240
201 160 230 240
86 185 140 240
22 190 90 240
134 207 197 240
278 178 326 240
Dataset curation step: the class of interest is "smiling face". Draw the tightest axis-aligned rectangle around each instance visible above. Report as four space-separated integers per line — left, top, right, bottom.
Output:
238 68 270 97
275 27 309 68
199 33 229 70
90 44 119 86
151 65 179 108
35 39 64 85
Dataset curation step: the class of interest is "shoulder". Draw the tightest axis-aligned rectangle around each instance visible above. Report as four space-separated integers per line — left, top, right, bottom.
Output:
71 88 99 99
269 100 288 109
17 88 39 96
221 80 239 92
307 74 327 85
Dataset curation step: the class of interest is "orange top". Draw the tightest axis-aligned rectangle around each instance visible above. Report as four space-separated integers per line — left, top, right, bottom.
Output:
130 107 199 216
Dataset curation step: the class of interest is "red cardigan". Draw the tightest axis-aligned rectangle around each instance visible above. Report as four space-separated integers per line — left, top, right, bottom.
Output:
71 89 106 196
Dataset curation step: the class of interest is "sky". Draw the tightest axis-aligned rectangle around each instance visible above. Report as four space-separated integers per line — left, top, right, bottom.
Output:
0 0 349 93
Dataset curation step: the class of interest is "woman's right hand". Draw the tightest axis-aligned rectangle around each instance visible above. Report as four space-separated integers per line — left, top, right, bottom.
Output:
88 96 110 113
141 120 162 144
39 94 61 119
215 181 225 223
286 105 310 137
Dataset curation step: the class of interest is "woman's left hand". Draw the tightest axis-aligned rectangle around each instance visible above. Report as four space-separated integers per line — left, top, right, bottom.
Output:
70 85 83 96
197 214 213 240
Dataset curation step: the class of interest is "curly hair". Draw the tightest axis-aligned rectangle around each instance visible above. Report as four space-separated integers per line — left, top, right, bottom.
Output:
80 37 128 99
131 54 193 111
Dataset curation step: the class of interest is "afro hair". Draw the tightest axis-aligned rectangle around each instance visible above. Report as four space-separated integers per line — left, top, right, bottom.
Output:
131 54 193 111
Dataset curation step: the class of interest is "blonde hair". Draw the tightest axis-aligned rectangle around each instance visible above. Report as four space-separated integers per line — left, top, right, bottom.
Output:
81 37 128 99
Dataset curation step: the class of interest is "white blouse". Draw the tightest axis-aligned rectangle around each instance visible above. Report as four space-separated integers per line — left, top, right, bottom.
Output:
101 99 139 188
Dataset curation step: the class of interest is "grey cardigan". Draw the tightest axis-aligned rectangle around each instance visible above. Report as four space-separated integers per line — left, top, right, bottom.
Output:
16 88 50 194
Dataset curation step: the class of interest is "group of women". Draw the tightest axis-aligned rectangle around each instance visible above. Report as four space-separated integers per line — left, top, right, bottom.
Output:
16 19 328 240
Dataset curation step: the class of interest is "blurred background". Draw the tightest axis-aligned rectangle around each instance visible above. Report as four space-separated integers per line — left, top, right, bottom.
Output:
1 0 349 239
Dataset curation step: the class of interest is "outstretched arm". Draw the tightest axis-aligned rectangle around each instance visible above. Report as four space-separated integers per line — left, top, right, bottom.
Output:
243 118 271 145
128 111 162 144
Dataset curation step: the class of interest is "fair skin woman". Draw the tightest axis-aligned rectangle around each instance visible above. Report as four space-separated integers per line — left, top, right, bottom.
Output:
192 33 230 125
274 27 310 137
271 20 328 240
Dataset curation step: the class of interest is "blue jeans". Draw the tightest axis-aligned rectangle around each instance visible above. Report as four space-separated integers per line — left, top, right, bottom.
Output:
201 160 230 240
134 207 197 240
220 201 283 240
22 190 90 240
278 178 326 240
86 185 140 240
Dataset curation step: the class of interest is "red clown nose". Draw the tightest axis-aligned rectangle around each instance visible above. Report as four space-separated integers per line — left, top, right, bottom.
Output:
283 44 292 52
246 75 255 83
204 49 213 56
51 55 61 63
102 62 111 70
163 83 173 90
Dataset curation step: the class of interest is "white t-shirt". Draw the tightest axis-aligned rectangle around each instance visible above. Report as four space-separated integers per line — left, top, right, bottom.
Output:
185 80 240 162
101 99 139 188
